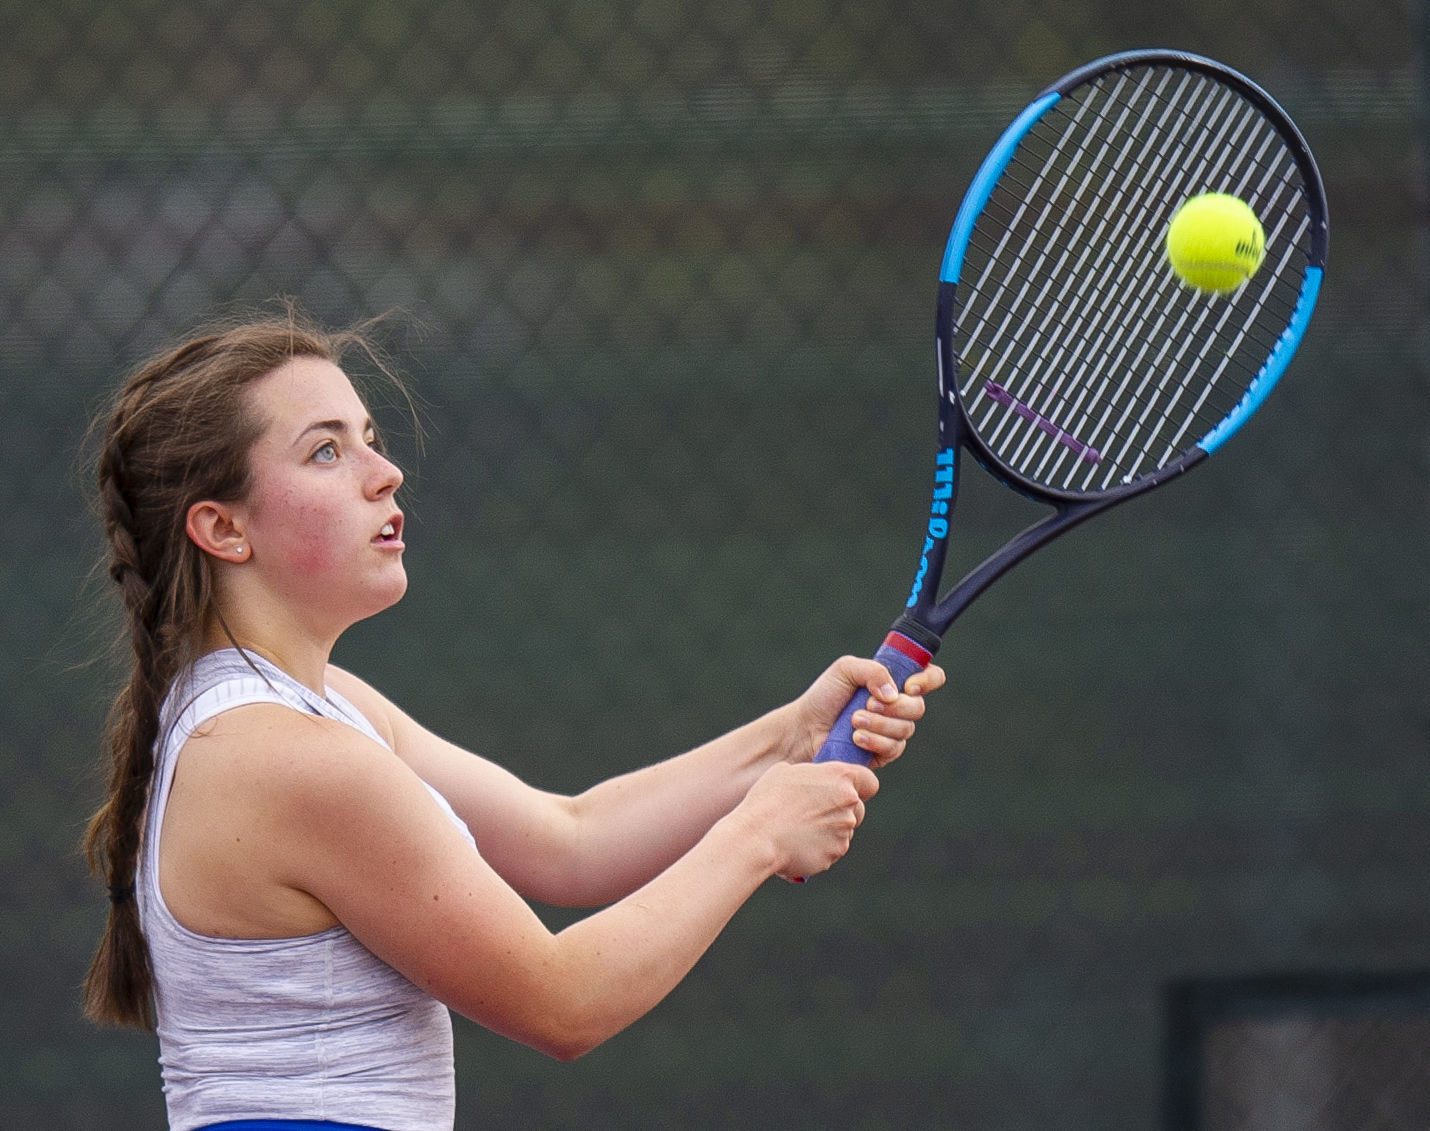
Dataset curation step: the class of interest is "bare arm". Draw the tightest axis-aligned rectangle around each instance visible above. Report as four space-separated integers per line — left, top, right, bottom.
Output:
327 657 944 906
256 710 877 1060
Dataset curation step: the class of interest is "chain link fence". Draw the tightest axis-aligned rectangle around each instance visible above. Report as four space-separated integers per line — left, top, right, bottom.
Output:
3 0 1427 1127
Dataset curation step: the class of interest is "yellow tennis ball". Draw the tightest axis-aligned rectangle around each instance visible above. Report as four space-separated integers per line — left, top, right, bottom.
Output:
1165 193 1266 294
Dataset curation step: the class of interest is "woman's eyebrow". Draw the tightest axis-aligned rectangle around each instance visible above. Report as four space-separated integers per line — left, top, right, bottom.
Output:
291 416 375 447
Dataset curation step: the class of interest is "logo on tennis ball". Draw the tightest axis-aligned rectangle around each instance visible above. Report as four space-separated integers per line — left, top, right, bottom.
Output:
1165 193 1266 294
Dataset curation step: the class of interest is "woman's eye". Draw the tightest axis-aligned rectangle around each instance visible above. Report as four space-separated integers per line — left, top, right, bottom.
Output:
312 441 338 463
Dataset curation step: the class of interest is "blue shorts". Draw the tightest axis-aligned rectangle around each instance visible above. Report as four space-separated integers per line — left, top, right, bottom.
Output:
201 1122 384 1131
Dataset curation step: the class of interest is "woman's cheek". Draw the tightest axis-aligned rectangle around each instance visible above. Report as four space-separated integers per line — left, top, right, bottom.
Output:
263 495 346 577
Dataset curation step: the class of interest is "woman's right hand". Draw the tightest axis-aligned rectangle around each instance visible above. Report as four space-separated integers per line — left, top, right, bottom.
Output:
733 760 880 881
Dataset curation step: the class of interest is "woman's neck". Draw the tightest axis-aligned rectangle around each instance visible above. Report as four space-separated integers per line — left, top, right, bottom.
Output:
200 618 334 695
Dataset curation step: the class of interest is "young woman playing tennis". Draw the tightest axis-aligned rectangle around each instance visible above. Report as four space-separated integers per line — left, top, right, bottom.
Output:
82 309 945 1131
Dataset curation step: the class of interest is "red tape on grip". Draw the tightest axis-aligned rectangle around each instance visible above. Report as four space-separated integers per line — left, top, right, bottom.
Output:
881 630 933 669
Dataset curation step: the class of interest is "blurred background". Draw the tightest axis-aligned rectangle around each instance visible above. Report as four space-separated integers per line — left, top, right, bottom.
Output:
2 0 1425 1127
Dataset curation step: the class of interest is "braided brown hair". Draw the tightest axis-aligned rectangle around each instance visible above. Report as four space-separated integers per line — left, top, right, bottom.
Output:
82 305 396 1028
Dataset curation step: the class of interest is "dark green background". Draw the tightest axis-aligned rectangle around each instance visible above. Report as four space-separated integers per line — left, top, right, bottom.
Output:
3 0 1425 1126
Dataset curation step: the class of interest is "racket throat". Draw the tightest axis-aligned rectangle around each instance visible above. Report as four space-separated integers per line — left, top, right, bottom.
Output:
889 614 943 658
938 497 1119 633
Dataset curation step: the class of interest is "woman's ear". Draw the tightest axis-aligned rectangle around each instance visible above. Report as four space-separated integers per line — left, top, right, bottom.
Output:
186 501 250 563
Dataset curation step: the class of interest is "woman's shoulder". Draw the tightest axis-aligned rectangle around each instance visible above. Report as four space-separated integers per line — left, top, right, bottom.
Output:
159 697 452 941
182 698 384 781
323 663 400 748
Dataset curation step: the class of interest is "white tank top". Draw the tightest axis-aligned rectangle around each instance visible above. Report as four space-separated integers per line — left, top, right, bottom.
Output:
138 649 473 1131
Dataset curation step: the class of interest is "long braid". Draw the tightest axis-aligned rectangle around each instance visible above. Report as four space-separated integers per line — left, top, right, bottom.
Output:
82 437 166 1026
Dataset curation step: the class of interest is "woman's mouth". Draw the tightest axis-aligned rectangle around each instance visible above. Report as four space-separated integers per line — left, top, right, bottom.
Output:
375 518 404 548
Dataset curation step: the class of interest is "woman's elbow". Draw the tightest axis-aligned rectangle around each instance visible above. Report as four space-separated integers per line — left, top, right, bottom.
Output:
525 1015 613 1062
539 1035 598 1063
460 997 618 1063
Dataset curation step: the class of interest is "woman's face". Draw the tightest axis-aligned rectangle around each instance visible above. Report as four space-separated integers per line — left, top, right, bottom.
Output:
233 356 408 634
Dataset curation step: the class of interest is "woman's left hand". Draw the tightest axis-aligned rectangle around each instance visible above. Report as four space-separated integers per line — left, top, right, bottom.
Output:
787 655 947 769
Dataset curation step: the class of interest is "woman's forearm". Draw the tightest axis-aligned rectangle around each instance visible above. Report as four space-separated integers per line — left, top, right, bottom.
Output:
467 759 871 1060
558 703 796 905
516 810 775 1057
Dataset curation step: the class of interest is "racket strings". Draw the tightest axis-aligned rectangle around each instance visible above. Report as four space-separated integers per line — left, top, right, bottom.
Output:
973 91 1307 487
953 64 1314 493
978 81 1294 480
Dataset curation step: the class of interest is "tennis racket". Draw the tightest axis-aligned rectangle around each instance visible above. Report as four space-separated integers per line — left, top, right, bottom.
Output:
814 49 1328 767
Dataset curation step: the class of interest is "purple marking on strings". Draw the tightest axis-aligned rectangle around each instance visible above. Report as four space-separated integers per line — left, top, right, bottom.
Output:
982 381 1102 465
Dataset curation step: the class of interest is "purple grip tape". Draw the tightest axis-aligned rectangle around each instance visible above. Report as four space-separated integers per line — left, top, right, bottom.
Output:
812 632 932 767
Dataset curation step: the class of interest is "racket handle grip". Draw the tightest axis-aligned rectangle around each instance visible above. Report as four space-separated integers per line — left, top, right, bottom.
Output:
812 631 934 767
